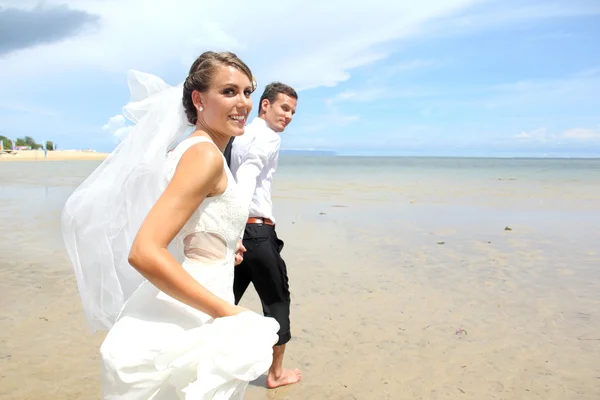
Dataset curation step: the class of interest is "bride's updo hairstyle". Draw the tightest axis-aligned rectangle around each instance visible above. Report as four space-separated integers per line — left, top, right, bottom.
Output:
182 51 255 125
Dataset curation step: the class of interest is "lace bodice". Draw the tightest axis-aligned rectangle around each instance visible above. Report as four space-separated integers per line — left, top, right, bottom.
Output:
164 137 247 267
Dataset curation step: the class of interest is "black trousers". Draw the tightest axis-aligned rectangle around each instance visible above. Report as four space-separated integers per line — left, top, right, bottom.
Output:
233 223 291 346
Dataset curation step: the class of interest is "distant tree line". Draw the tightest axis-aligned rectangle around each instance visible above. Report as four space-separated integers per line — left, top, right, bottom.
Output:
0 135 56 150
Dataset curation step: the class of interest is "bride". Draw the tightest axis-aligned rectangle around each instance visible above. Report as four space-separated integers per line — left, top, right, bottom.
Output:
61 51 279 399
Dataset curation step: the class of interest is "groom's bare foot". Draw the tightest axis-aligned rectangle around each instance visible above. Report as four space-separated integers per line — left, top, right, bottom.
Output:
266 368 302 389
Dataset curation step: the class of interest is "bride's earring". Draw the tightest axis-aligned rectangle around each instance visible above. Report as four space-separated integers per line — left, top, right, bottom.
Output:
198 106 203 112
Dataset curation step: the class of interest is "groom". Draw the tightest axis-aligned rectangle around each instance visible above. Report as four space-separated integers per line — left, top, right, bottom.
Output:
226 82 301 388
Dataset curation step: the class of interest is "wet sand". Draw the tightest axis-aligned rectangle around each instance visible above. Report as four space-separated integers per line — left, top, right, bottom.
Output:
1 159 599 399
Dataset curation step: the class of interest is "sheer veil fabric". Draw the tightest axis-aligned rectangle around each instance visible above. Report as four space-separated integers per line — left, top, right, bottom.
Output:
61 71 189 332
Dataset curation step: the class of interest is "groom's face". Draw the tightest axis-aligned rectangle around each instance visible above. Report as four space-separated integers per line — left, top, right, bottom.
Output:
261 93 297 133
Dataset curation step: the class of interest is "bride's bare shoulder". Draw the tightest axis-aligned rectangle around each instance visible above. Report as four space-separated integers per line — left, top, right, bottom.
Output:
171 141 224 191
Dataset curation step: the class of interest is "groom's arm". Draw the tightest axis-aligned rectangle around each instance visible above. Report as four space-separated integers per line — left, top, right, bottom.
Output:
234 135 279 214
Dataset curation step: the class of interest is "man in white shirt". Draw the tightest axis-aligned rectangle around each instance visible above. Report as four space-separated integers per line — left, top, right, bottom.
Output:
227 82 301 388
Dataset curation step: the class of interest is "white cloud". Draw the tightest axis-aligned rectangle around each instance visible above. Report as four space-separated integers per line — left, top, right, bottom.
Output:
385 59 445 75
514 128 548 142
290 113 360 136
102 114 132 142
0 0 482 95
514 126 600 143
326 88 386 106
2 0 599 153
560 128 600 141
434 1 600 35
2 1 596 95
446 68 600 111
329 64 600 110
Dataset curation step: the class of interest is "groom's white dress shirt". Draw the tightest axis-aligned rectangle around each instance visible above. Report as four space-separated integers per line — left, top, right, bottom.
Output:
230 117 281 223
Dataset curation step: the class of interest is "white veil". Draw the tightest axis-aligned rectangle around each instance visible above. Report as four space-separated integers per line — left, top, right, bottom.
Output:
61 70 190 332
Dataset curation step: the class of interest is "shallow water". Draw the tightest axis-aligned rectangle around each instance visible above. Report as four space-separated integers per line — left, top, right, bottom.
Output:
1 157 599 399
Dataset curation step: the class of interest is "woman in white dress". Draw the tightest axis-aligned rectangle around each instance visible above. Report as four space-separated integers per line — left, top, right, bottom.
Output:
61 52 279 399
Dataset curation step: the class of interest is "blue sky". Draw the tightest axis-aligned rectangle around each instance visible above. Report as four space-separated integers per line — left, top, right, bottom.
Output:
1 0 599 157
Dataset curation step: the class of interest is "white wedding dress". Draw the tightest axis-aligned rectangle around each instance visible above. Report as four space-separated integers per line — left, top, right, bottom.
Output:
99 136 280 399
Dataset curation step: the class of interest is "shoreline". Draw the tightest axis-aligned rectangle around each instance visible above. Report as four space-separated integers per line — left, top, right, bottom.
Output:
0 150 109 162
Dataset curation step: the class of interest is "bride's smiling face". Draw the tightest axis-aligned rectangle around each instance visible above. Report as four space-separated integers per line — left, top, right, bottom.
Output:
193 66 253 137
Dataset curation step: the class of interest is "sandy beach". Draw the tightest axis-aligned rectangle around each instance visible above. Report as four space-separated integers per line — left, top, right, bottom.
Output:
0 150 109 162
1 156 599 399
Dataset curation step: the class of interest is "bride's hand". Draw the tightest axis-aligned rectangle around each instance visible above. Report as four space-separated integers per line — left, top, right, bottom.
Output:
234 240 246 266
220 304 250 317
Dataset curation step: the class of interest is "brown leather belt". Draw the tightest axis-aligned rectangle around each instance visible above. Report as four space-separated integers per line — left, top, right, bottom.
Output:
247 217 274 226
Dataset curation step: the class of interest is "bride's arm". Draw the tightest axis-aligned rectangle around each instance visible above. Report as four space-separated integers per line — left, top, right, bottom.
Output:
128 141 240 318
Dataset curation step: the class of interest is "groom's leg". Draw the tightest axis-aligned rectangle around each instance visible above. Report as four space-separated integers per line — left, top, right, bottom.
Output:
249 228 291 344
233 261 251 305
249 227 301 388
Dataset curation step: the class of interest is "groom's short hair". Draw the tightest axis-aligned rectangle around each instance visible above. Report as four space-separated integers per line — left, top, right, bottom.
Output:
258 82 298 116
